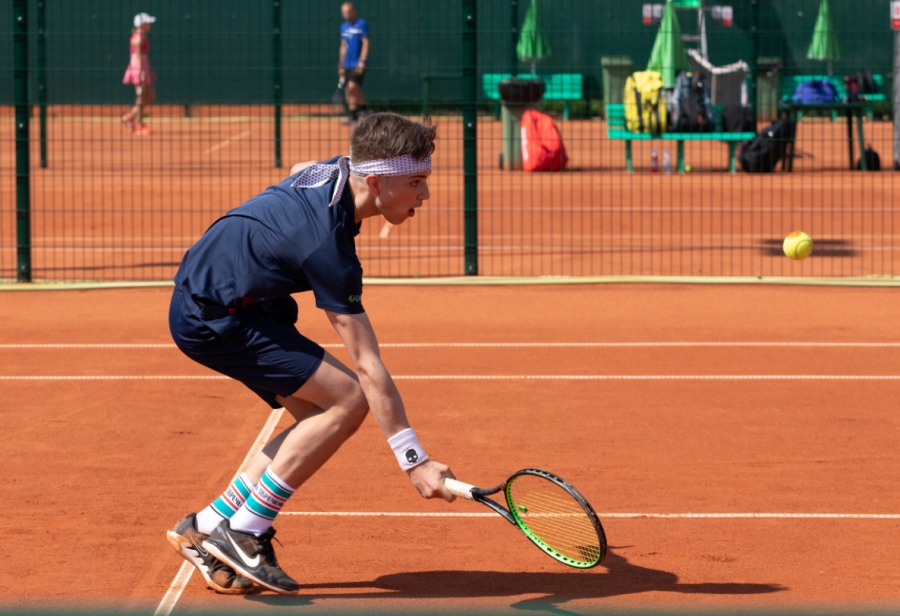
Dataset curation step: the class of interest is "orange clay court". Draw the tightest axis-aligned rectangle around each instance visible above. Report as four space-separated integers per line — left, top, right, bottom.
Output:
1 283 898 613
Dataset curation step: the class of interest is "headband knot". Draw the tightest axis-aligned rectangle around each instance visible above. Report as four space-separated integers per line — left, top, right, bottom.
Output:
291 154 432 206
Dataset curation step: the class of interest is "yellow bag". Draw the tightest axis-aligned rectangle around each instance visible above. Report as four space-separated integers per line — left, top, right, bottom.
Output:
624 71 667 134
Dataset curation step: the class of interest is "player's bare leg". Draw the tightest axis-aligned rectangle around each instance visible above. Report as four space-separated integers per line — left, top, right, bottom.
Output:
123 89 142 132
241 398 317 485
269 352 368 486
345 81 359 116
132 87 144 128
241 356 366 486
344 81 367 124
202 351 368 595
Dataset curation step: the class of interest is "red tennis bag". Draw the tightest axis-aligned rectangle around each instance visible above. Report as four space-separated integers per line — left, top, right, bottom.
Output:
520 109 568 172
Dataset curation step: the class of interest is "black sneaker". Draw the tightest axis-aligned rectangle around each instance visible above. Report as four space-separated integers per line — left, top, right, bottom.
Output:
202 520 300 595
166 513 255 594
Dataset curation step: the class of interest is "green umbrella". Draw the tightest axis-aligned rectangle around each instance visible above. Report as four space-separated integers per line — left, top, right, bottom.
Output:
516 0 551 76
807 0 841 76
646 0 690 88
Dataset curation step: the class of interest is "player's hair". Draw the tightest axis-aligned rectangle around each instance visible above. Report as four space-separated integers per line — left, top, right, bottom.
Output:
350 113 436 164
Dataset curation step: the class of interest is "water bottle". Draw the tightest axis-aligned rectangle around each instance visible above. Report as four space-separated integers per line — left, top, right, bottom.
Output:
662 149 672 176
651 148 659 173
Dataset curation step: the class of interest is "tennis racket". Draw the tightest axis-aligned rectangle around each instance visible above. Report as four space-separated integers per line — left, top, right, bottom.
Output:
444 469 607 569
331 78 346 115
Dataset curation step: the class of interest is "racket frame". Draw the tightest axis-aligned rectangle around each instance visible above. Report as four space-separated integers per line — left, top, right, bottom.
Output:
445 468 607 568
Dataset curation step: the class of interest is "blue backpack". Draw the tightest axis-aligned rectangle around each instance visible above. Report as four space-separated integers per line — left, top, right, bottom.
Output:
793 80 838 104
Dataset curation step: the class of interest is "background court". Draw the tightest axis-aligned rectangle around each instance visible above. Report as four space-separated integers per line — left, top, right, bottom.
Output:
2 110 897 281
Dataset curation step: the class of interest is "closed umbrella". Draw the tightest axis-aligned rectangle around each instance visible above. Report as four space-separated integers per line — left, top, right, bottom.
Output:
517 0 551 76
646 0 690 88
807 0 841 76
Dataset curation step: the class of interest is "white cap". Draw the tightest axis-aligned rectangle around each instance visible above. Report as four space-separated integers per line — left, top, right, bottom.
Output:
134 13 156 28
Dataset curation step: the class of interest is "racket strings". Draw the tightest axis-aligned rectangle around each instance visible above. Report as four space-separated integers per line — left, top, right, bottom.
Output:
507 475 601 564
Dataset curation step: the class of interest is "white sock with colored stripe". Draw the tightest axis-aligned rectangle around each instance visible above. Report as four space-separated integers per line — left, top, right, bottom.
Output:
195 473 254 535
229 465 297 536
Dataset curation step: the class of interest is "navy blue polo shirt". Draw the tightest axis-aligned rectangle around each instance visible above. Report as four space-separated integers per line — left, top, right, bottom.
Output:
174 157 364 335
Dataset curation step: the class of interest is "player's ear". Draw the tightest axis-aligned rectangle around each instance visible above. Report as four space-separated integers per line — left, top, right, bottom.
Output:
365 174 381 195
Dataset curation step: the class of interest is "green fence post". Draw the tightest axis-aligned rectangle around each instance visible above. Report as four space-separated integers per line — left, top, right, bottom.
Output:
463 0 478 276
273 0 282 168
37 0 47 169
749 0 759 125
510 0 518 76
14 0 32 282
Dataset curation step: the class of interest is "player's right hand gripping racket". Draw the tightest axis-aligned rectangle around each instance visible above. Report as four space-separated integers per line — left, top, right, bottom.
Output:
444 469 607 568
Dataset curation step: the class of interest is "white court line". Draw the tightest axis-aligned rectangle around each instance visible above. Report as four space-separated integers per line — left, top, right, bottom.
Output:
30 234 900 242
32 247 189 253
153 407 284 616
379 221 393 239
281 512 900 519
3 342 900 349
204 130 251 154
3 375 900 381
32 237 199 242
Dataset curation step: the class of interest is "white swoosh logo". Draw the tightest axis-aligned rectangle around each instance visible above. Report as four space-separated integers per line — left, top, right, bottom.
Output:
191 537 209 557
226 532 260 568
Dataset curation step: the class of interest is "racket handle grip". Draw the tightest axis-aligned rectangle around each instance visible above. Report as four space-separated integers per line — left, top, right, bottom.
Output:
443 478 476 500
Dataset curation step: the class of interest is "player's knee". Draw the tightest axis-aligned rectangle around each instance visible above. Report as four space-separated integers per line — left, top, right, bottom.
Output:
344 389 368 436
337 388 367 436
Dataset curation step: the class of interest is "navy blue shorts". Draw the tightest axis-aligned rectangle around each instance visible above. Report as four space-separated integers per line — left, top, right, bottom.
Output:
169 290 326 409
344 67 365 86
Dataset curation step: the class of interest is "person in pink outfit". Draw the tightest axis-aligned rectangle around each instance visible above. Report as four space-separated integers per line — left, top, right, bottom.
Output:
122 12 157 135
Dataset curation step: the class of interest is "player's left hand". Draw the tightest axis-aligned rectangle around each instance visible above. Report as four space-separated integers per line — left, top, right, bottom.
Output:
407 459 456 502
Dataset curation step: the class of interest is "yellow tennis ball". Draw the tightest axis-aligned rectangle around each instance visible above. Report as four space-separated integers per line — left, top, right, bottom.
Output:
783 231 813 260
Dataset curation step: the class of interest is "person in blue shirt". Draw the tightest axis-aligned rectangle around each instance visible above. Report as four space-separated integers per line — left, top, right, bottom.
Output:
165 113 455 596
339 2 369 125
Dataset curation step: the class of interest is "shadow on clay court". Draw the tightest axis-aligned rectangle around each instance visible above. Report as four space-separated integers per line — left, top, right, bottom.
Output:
244 548 785 612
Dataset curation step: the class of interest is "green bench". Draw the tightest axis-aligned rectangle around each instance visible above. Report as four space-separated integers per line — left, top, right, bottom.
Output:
482 73 588 120
780 74 886 119
605 103 757 173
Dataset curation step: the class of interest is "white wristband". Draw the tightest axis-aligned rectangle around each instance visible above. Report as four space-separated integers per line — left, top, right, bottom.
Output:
388 428 428 471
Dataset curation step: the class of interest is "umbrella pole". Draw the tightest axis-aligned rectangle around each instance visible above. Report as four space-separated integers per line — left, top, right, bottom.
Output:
827 60 833 77
531 61 536 76
698 8 708 61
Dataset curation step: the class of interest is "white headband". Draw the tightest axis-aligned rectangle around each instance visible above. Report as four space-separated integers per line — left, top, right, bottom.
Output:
291 154 431 206
349 154 432 177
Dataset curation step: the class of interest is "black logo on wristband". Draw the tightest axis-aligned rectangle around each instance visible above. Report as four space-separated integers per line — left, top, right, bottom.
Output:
405 449 419 464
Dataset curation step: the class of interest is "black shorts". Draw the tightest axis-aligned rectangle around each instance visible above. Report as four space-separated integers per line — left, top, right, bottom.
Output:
344 67 365 86
169 290 325 409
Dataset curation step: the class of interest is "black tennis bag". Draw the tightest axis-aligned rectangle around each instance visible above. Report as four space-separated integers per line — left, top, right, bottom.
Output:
739 119 794 173
723 105 755 132
857 147 881 171
672 72 713 133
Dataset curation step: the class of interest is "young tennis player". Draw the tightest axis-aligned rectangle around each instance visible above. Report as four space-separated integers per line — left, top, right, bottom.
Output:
121 12 156 136
166 112 455 596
